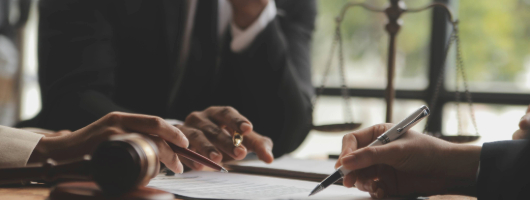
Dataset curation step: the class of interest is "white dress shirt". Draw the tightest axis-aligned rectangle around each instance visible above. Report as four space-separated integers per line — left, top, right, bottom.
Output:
223 0 277 52
0 126 43 168
168 0 277 126
184 0 277 56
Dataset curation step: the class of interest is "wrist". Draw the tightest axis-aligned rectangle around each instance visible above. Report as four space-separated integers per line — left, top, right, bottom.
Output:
444 144 481 195
28 137 53 164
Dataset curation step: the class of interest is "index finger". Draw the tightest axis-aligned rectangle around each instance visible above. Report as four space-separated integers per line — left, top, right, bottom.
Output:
242 131 274 163
103 112 189 148
336 124 393 168
205 106 253 135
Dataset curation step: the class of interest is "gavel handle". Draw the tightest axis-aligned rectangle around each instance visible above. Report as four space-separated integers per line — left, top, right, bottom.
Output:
0 159 92 185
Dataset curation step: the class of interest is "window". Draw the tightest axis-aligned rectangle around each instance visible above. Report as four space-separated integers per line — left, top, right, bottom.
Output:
293 0 530 158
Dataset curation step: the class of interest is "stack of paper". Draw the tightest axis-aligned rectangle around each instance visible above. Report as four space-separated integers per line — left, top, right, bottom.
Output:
148 171 371 199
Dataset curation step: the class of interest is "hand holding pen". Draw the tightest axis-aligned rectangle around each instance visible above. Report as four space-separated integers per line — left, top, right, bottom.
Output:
310 106 482 198
175 106 274 171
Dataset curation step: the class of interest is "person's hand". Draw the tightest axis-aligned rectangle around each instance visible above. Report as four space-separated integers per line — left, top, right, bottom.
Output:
177 106 274 171
28 112 189 173
335 124 481 198
513 104 530 140
229 0 269 29
20 127 72 137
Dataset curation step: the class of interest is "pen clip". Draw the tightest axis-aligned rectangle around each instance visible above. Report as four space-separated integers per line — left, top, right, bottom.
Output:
397 109 429 133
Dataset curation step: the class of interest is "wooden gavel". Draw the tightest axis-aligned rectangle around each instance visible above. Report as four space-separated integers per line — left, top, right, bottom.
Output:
0 134 160 195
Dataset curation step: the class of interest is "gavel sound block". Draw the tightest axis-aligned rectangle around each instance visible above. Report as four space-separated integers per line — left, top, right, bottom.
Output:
0 134 173 200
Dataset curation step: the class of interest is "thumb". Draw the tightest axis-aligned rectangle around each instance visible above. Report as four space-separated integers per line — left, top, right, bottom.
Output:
340 145 397 171
520 114 530 130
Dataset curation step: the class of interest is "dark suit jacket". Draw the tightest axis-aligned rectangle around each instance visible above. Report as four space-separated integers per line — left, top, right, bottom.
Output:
21 0 316 157
478 139 530 199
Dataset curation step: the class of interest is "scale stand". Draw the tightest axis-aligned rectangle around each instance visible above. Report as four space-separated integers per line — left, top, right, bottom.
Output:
314 0 480 142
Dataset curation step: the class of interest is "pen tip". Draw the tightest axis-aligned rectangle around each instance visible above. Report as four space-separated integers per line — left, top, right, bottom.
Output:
220 168 228 173
309 184 323 196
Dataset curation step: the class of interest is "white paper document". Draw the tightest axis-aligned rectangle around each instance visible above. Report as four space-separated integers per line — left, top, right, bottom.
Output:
231 156 338 175
148 171 372 199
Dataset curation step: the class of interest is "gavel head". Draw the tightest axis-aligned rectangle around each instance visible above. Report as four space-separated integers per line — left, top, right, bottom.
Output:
90 134 160 195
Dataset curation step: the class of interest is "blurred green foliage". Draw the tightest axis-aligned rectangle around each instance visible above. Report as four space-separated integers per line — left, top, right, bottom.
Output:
312 0 530 87
458 0 530 82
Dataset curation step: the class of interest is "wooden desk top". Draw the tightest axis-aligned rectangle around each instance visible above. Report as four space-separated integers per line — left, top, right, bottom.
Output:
0 185 476 200
0 184 184 200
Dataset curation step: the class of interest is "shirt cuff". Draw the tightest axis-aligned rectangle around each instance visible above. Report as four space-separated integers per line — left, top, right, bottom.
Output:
230 0 277 53
0 126 43 168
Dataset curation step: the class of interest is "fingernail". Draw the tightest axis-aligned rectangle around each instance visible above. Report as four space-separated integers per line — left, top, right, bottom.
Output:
234 146 246 157
181 137 190 148
210 151 221 162
240 123 252 133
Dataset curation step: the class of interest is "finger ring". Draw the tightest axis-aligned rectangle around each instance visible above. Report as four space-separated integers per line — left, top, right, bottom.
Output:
232 132 243 147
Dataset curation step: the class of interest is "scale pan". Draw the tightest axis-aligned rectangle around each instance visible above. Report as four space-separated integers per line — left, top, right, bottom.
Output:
312 123 362 132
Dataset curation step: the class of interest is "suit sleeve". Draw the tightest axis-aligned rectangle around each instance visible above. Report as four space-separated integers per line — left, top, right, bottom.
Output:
34 0 130 130
0 126 43 168
226 0 316 156
477 139 530 199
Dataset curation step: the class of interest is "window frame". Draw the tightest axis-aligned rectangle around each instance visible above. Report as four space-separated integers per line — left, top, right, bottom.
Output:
316 0 530 134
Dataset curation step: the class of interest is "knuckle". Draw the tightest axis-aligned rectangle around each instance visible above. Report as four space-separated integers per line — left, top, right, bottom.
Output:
218 106 237 116
365 147 379 160
204 125 222 136
148 116 166 129
200 145 217 154
186 129 204 140
185 112 202 124
372 124 391 139
249 136 265 148
374 124 386 133
262 136 273 145
105 112 124 124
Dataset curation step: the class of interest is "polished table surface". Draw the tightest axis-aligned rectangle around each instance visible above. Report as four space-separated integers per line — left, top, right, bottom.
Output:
0 184 476 200
0 184 184 200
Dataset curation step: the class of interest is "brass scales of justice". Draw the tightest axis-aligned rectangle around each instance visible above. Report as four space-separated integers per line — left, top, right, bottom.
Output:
311 0 480 143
